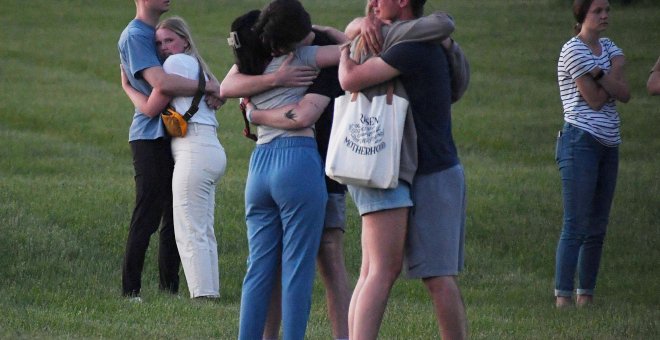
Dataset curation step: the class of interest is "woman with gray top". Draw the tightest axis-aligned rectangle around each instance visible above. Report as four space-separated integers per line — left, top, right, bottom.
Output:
220 1 340 338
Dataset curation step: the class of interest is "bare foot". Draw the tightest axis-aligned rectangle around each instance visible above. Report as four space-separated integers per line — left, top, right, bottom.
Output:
556 296 573 308
576 294 593 307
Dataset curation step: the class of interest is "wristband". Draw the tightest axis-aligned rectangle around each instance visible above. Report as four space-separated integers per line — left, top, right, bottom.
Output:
594 69 605 81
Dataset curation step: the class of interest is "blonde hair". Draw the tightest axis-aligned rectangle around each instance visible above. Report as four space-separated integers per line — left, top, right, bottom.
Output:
157 16 216 82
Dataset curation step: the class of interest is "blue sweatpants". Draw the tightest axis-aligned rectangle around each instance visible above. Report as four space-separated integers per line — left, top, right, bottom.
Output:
238 137 327 340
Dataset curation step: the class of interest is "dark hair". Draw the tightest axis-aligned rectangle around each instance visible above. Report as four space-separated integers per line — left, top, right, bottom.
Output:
254 0 311 55
572 0 594 34
229 10 271 75
410 0 427 18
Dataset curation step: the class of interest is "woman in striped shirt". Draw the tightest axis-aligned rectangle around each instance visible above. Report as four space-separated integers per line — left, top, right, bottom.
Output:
554 0 630 308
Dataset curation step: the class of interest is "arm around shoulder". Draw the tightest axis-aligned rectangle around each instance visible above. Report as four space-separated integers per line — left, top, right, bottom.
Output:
220 64 278 98
142 65 201 97
120 65 170 117
220 55 319 98
313 24 349 44
338 46 399 92
383 11 455 49
345 17 366 40
315 45 341 68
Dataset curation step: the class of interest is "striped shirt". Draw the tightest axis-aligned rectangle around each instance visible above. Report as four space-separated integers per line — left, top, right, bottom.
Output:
557 37 624 146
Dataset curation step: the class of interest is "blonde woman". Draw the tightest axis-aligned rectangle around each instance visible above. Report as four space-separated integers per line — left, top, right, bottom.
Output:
121 16 227 299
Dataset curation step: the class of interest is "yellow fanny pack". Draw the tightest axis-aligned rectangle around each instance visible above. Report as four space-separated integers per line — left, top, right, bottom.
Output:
161 59 205 137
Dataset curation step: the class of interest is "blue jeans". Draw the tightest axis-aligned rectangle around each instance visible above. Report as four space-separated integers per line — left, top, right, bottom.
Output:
554 123 618 297
238 137 327 340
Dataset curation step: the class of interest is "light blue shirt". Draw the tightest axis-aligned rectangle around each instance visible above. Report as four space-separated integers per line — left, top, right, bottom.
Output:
118 19 168 141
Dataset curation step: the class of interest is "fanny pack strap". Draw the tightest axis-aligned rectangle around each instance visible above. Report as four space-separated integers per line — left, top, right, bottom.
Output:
182 59 206 121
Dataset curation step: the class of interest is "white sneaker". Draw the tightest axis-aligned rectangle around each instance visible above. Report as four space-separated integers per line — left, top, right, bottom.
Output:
127 296 143 303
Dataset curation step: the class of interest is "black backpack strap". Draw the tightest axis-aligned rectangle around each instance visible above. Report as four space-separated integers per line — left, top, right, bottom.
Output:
183 59 206 121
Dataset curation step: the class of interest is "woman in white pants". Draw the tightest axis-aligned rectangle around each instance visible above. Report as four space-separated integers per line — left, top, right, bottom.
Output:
121 16 226 299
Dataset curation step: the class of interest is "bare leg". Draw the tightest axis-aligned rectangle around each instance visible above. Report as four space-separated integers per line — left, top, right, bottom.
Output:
349 208 408 340
348 239 368 339
317 229 351 339
423 276 467 340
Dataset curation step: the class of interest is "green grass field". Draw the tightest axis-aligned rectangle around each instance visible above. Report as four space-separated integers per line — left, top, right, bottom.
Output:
1 0 658 338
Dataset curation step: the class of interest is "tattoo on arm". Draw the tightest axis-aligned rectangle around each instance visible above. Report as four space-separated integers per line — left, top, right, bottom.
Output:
284 109 297 121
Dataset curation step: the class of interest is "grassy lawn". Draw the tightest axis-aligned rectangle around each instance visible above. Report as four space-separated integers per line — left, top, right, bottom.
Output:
1 0 658 338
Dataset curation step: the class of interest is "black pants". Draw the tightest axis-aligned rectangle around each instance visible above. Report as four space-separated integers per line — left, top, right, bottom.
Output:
122 138 180 296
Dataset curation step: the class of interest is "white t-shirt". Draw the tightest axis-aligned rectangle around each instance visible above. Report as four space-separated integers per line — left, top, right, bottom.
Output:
163 53 218 127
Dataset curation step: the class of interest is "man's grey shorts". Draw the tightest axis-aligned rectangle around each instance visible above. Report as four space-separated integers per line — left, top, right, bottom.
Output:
324 193 347 232
405 164 466 279
347 181 413 216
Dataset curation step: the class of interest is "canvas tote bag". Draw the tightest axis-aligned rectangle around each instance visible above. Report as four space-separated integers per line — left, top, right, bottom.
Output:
326 83 408 189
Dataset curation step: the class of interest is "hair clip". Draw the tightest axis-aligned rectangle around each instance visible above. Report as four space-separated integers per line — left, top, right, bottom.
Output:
227 31 241 48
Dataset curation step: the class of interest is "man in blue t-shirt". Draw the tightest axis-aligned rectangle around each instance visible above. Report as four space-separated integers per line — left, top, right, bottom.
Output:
339 0 467 339
117 0 222 302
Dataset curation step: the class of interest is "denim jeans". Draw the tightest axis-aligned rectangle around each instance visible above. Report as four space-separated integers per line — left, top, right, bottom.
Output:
554 123 618 297
238 137 326 340
171 123 227 298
